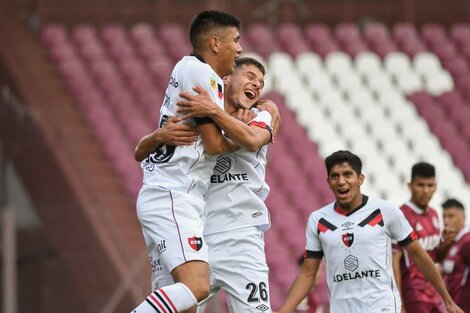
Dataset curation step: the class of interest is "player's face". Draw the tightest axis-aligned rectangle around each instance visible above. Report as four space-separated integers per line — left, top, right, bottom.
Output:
408 176 436 210
443 207 465 233
327 162 364 210
217 27 243 77
225 64 265 109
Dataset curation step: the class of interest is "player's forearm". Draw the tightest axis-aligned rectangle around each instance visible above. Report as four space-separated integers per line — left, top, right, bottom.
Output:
198 122 238 155
210 109 269 152
135 131 161 161
410 246 453 304
278 273 316 313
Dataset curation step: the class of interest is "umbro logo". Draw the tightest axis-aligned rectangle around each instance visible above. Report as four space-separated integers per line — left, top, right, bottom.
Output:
256 304 269 312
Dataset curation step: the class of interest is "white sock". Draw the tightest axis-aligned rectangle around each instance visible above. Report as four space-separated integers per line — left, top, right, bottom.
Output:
131 282 197 313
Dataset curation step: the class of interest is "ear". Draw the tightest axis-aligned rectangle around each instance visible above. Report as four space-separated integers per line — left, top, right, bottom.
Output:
223 75 230 87
209 36 220 53
359 173 365 186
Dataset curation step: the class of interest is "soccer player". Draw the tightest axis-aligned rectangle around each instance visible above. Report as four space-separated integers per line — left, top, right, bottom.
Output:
131 10 243 313
392 162 443 313
178 57 279 313
135 56 280 313
439 199 470 312
277 150 462 313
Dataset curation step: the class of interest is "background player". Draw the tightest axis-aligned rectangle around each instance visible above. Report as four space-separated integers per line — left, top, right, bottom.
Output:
392 162 443 313
276 150 462 313
177 57 279 313
132 10 243 313
438 199 470 312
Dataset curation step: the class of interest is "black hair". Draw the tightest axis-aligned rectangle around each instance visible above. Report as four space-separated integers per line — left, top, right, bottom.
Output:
442 198 465 211
325 150 362 176
411 162 435 180
189 10 241 51
235 57 266 75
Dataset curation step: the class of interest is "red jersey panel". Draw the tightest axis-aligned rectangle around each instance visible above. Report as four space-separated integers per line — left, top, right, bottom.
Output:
442 228 470 312
399 202 442 305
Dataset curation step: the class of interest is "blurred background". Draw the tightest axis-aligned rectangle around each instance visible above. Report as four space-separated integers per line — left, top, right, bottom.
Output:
1 0 470 312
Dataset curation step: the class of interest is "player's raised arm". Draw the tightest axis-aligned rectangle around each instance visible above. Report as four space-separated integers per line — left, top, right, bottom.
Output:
178 86 273 152
134 116 197 162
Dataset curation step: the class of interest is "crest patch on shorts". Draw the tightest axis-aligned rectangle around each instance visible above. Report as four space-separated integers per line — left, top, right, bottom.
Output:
188 236 203 251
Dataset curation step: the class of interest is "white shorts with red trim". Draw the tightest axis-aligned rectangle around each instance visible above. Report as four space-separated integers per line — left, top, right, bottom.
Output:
197 227 272 313
137 184 208 284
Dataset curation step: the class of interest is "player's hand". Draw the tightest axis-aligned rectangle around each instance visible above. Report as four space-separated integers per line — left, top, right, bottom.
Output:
177 86 219 119
257 99 281 142
445 301 464 313
155 116 197 146
442 227 458 245
235 108 256 123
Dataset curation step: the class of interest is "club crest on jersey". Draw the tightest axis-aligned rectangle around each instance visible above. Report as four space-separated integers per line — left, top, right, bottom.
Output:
210 76 217 90
188 236 203 251
342 232 354 247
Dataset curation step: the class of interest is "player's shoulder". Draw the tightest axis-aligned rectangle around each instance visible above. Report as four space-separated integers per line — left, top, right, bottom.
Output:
175 56 216 79
308 202 335 221
367 196 401 216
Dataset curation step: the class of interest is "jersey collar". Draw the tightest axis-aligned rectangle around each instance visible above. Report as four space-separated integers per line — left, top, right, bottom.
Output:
406 201 429 215
455 226 470 241
191 53 206 63
334 195 369 216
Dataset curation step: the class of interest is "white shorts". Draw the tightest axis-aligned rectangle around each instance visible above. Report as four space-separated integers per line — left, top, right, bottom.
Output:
137 184 208 285
197 227 272 313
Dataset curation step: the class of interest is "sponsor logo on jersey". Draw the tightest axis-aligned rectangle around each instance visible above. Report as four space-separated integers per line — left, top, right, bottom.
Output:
149 255 162 273
344 255 359 271
210 76 217 90
157 239 167 253
169 76 179 88
188 236 203 251
332 255 381 283
317 218 338 234
211 156 249 183
252 211 263 218
358 208 384 227
417 234 441 251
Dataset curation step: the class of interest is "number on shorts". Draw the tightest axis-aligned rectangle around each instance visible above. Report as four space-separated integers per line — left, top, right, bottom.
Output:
246 282 268 303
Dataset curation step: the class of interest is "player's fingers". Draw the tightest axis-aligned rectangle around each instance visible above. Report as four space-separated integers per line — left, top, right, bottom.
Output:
193 85 209 96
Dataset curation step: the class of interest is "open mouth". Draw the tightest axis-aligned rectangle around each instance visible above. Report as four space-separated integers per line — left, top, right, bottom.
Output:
244 89 256 100
338 189 349 196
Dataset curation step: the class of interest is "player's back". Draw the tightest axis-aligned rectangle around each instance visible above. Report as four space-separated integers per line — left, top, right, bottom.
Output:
141 55 225 197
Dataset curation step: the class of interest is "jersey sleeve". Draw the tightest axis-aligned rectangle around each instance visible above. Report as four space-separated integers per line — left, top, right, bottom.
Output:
183 63 223 107
461 239 470 265
383 203 416 246
182 62 224 125
306 213 324 259
248 109 273 140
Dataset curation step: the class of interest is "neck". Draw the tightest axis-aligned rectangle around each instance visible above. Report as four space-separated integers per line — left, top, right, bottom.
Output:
411 200 428 212
194 50 224 78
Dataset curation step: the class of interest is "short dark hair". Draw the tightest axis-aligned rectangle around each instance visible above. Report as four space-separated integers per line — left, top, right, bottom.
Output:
411 162 435 180
235 57 266 75
325 150 362 176
189 10 241 51
442 198 465 211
